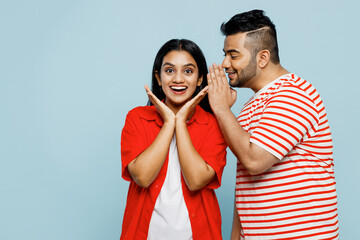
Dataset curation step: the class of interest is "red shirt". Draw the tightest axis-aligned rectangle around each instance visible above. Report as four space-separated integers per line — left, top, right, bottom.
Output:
120 105 227 240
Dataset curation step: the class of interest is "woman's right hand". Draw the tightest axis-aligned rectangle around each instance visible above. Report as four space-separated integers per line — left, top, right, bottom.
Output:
145 85 175 125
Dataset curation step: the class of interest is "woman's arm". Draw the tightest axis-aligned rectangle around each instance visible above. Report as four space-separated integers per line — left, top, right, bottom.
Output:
127 121 174 188
175 87 215 191
127 85 175 188
175 121 215 191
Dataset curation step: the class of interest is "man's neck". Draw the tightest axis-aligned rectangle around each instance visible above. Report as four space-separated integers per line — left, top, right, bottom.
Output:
250 65 289 93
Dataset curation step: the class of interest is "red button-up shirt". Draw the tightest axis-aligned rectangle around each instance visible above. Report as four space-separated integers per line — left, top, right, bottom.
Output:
120 105 227 240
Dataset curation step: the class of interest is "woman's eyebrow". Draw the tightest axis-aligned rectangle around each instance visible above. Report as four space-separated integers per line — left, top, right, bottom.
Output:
162 62 175 67
162 62 197 68
183 63 197 68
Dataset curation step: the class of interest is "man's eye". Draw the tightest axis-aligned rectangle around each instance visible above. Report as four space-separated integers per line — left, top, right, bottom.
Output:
231 55 238 59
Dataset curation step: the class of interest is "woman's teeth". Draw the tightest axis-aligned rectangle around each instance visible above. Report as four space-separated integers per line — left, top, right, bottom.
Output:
170 86 187 92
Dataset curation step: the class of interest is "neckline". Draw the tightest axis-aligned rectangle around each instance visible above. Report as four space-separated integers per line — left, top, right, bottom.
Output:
253 73 292 99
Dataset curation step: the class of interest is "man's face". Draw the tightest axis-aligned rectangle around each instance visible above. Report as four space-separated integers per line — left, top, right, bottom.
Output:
222 32 257 88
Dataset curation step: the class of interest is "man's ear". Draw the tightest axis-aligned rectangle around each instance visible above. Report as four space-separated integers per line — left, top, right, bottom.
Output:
258 50 271 68
155 71 161 86
197 76 203 86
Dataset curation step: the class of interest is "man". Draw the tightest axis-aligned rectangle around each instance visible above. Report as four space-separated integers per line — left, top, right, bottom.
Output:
207 10 339 239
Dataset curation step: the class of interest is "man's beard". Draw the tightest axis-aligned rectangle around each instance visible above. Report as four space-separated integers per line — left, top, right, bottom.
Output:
230 55 257 88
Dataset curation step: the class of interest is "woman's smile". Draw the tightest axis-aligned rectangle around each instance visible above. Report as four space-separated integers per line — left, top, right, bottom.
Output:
170 85 188 94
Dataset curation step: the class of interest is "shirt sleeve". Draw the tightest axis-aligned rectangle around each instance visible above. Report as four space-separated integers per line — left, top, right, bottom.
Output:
121 109 148 181
198 117 227 189
250 85 319 160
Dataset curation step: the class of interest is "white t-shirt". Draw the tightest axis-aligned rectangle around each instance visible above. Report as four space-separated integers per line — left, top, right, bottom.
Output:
147 134 193 240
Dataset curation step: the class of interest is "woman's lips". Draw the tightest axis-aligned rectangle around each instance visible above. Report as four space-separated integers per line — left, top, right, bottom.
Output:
170 86 188 94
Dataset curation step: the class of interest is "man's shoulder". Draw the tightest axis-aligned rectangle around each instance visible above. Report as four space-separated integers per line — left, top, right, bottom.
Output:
271 73 315 96
278 73 313 89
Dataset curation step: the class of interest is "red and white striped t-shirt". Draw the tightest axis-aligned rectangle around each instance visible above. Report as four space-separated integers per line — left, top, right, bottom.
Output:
236 73 339 239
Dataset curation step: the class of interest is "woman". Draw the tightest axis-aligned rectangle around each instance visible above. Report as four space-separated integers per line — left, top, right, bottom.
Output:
120 39 227 240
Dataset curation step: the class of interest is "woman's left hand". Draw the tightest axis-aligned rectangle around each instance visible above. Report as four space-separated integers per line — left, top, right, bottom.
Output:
176 86 209 123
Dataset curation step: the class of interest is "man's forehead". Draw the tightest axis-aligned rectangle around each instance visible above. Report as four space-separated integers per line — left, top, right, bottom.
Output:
223 33 247 51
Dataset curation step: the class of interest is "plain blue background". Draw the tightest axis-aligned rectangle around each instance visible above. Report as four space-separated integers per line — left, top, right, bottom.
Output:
1 0 358 239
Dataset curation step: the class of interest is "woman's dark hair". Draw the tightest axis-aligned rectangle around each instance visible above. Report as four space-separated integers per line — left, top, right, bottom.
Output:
148 39 212 113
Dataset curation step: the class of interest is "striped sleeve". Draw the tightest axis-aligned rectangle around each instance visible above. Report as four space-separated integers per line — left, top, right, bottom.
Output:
250 85 319 159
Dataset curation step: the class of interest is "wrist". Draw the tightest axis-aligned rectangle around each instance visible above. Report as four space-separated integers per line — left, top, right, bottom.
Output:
163 119 176 129
175 118 187 128
213 104 232 116
213 108 234 126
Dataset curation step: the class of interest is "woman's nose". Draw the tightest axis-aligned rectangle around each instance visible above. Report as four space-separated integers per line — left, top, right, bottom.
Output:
173 72 183 83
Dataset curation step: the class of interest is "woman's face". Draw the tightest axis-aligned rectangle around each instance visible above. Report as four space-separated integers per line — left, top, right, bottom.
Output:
156 50 202 113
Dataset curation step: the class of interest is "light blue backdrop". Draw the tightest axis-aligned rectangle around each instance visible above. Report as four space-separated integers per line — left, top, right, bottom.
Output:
1 0 358 239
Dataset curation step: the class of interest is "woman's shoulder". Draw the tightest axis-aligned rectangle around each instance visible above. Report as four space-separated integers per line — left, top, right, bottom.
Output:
128 105 156 114
194 106 217 125
126 105 158 120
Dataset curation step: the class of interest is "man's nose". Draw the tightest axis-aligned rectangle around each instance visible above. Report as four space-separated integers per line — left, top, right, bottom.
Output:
222 56 231 69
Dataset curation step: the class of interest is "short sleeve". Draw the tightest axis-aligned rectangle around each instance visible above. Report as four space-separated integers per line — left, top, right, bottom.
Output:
121 109 148 181
198 118 227 189
250 86 319 159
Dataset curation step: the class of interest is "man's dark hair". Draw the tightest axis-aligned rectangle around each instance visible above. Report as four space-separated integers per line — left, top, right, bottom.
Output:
148 39 212 113
221 9 280 64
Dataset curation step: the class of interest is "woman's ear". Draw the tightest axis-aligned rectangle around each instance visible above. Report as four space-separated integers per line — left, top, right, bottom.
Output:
258 50 270 68
155 71 161 86
197 76 203 86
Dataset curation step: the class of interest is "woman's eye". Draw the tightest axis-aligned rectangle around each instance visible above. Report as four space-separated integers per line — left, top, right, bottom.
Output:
165 68 174 73
184 69 193 74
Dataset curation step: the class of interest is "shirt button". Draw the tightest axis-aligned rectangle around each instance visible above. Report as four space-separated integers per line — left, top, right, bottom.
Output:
191 213 196 218
155 184 159 188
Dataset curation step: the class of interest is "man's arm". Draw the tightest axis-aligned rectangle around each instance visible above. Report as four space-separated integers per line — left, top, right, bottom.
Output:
231 196 241 240
207 64 278 175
